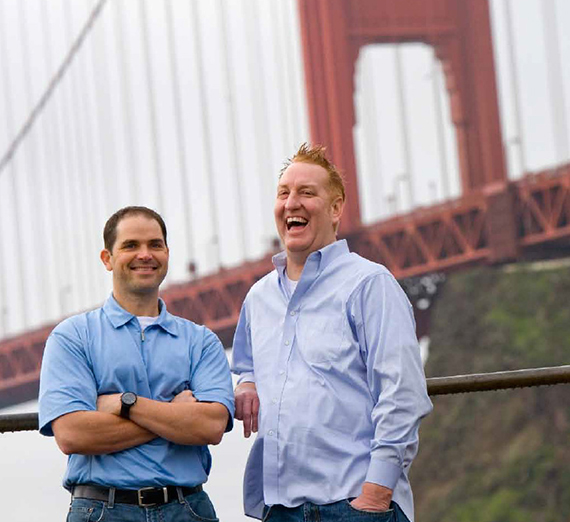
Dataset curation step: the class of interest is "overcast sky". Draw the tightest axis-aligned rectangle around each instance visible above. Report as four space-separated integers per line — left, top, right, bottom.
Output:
1 1 569 521
0 0 568 338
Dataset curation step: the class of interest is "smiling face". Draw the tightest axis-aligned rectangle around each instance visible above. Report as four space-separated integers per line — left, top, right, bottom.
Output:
274 161 344 271
100 214 169 304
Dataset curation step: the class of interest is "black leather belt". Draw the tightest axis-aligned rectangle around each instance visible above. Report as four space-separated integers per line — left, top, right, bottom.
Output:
72 484 203 507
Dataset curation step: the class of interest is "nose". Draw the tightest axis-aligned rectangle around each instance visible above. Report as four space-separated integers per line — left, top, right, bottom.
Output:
284 191 301 210
136 246 153 260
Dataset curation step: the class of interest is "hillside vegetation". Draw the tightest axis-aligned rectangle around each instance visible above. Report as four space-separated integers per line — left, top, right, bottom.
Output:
411 265 570 522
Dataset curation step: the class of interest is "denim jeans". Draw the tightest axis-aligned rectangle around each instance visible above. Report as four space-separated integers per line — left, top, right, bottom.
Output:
263 500 411 522
66 489 218 522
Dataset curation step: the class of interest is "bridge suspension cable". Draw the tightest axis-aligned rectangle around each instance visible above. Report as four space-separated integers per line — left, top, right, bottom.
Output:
0 1 29 333
164 0 196 271
218 0 248 260
541 0 569 164
0 0 108 177
503 0 527 176
139 0 165 213
189 0 221 271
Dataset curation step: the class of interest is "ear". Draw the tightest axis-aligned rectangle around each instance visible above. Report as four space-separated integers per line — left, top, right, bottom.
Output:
330 196 344 227
100 249 113 272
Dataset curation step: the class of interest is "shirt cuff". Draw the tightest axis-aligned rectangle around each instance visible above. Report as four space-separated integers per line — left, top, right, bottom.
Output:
365 458 402 491
237 372 256 385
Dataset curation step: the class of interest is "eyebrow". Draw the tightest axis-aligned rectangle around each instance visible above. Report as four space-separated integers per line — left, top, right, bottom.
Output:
277 182 319 189
118 238 165 246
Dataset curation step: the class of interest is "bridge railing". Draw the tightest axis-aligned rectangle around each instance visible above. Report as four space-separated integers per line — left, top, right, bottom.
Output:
1 364 569 434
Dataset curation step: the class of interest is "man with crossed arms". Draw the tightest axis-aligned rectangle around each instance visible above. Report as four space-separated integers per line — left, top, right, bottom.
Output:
39 206 234 522
232 144 432 522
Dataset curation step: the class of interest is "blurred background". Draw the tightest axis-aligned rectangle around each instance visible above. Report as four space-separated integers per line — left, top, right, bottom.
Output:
0 1 569 520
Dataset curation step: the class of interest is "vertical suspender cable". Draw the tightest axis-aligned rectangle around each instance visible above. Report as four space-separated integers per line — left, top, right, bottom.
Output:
40 0 66 318
244 0 275 249
114 1 140 205
189 0 220 270
89 8 116 218
0 1 28 332
55 20 81 316
394 45 415 210
164 0 196 268
218 0 247 259
20 1 48 324
504 0 526 175
63 1 91 307
0 3 11 334
270 1 292 153
284 0 309 142
88 6 118 301
139 0 165 212
541 0 569 164
20 0 57 322
432 51 451 200
278 2 295 148
361 50 386 221
68 1 102 304
74 1 108 302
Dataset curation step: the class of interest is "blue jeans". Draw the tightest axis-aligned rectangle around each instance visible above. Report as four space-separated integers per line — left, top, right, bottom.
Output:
66 489 218 522
263 500 411 522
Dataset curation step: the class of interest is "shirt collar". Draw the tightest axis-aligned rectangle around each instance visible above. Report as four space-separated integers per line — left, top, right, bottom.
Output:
272 239 350 279
102 294 179 336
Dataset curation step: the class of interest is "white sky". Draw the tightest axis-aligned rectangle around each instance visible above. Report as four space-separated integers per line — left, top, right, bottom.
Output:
0 1 569 521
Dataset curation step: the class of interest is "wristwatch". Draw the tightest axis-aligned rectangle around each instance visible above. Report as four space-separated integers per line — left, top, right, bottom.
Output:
120 392 137 419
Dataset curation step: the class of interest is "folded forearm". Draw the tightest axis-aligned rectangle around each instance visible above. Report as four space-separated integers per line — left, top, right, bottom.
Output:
129 397 228 445
53 411 156 455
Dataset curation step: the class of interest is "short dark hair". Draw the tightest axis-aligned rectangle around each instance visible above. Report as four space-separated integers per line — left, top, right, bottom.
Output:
103 206 167 251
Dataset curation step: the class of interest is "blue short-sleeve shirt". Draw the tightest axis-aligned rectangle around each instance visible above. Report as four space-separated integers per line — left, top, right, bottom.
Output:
39 295 234 490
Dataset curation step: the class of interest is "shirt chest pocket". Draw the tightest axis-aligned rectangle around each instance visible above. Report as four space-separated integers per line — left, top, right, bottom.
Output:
296 316 345 363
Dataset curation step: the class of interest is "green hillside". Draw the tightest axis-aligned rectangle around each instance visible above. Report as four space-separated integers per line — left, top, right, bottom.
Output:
411 265 570 522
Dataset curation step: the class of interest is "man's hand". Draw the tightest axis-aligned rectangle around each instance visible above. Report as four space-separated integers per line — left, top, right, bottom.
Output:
96 393 122 416
350 483 393 512
172 390 198 403
234 382 259 438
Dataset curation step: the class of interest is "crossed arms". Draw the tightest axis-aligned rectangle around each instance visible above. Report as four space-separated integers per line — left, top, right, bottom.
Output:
53 390 229 456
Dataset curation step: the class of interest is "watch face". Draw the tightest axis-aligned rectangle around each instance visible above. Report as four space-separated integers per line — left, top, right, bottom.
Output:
122 392 137 406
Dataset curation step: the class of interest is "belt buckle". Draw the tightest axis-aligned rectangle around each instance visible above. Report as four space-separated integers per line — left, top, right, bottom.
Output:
137 486 168 507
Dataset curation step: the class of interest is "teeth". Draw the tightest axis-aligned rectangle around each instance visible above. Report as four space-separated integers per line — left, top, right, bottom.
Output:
286 217 308 224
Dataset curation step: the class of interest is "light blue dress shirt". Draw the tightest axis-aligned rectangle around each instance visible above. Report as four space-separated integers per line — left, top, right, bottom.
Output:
231 240 432 522
39 295 234 490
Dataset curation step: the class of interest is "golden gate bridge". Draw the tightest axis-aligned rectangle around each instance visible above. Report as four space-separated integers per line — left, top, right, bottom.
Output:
1 0 569 408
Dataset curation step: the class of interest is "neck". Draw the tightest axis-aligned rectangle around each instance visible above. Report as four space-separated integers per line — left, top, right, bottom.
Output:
112 290 160 317
285 252 309 281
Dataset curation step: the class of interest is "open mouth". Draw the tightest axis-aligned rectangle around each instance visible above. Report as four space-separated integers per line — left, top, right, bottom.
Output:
286 217 308 231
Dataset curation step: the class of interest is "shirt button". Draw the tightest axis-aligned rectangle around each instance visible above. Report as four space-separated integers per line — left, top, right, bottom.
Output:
279 370 285 375
268 430 274 436
272 398 278 404
284 340 289 346
290 311 296 316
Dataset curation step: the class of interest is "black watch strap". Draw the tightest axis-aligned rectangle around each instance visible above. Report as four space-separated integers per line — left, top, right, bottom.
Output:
120 392 137 419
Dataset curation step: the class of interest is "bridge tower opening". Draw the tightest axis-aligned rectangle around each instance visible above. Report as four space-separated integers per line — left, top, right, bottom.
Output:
297 0 509 234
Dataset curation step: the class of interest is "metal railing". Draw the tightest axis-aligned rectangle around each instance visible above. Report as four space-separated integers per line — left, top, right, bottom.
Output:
1 365 569 434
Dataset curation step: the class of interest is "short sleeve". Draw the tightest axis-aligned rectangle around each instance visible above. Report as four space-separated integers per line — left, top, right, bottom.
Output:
38 318 98 436
190 328 235 432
